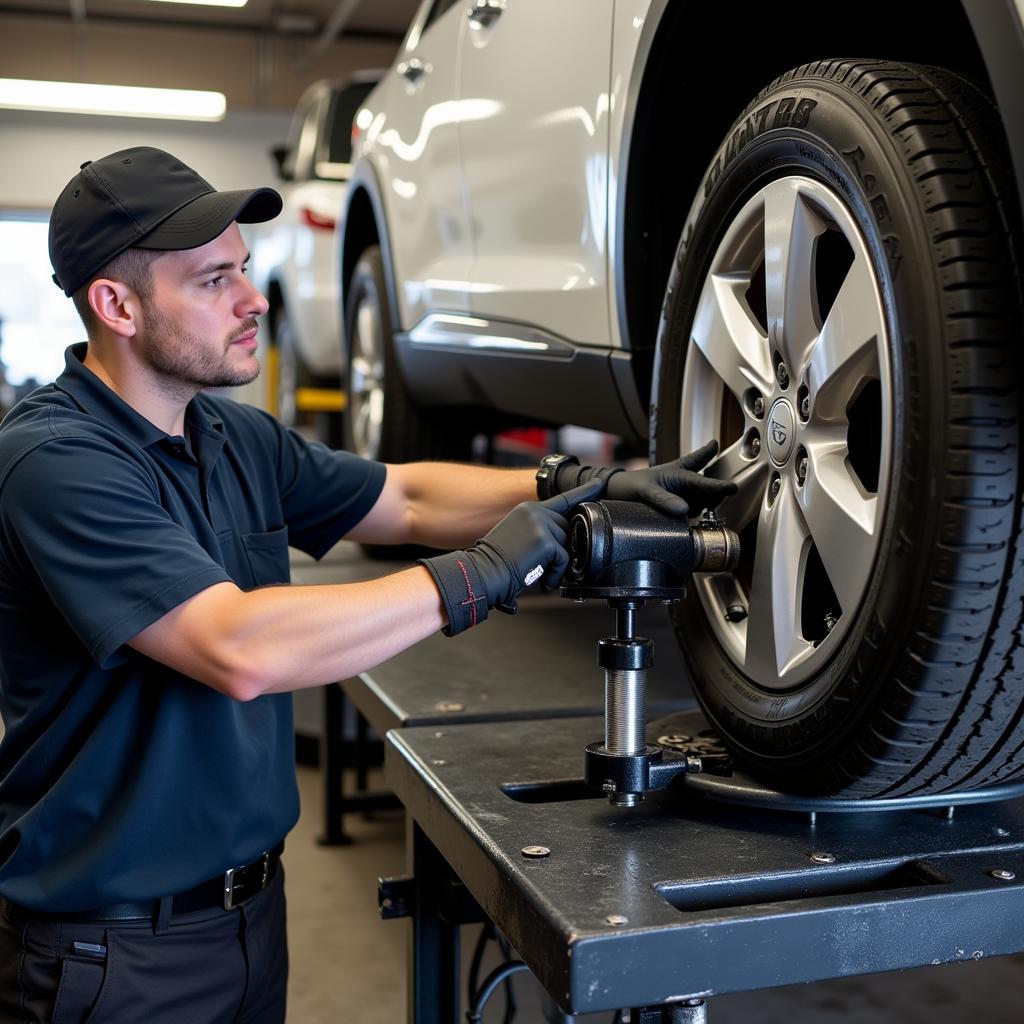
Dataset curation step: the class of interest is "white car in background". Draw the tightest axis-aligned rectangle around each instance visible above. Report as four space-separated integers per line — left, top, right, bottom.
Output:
248 73 377 425
339 0 1024 798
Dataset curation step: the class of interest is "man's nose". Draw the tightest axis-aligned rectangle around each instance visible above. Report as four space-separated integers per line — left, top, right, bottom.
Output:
238 276 269 318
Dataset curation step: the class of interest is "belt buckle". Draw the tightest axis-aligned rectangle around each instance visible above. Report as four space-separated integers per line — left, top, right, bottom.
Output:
223 851 272 910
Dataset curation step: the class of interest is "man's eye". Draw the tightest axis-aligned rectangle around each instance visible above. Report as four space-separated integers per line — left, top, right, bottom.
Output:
205 276 224 288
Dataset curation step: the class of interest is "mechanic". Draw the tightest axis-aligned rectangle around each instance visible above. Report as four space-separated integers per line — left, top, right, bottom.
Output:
0 147 734 1023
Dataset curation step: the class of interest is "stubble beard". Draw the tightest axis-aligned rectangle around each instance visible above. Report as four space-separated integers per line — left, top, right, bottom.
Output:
140 305 261 395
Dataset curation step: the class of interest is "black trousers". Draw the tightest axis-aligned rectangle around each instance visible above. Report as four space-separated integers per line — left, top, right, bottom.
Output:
0 867 288 1024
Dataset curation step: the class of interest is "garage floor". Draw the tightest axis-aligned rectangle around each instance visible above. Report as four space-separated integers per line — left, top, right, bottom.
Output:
282 544 1024 1023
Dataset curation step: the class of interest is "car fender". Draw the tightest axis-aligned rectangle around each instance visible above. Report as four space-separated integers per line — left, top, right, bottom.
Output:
339 157 404 342
962 0 1024 209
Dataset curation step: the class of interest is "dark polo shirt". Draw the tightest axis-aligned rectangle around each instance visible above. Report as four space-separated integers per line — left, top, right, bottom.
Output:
0 344 386 911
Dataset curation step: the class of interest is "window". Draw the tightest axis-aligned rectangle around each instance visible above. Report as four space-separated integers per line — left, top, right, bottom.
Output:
0 214 82 407
324 80 379 168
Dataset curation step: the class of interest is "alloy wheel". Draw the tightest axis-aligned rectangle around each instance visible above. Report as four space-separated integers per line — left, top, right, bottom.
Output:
679 176 893 690
350 292 386 459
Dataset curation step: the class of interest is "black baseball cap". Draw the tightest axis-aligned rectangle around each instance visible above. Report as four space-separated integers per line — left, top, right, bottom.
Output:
49 146 283 296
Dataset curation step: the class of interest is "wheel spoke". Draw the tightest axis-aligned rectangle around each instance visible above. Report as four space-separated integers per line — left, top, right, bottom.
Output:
706 438 770 532
744 484 814 679
807 252 882 418
691 272 774 401
798 437 878 614
763 179 827 374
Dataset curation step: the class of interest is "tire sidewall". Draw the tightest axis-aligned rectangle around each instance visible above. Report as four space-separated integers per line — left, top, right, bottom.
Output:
273 311 301 428
343 247 391 459
653 76 948 767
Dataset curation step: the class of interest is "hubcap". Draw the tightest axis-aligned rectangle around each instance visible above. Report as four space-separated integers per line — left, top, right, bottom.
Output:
678 175 892 691
349 290 385 460
274 317 298 427
766 398 795 466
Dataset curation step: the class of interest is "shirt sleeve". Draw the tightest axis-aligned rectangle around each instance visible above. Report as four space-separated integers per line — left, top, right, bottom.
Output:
0 435 232 668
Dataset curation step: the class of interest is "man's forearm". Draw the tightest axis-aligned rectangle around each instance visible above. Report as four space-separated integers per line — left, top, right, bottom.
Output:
130 567 448 700
351 462 539 549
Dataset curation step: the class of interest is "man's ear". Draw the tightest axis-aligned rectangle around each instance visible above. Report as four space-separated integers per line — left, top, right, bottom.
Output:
88 279 140 338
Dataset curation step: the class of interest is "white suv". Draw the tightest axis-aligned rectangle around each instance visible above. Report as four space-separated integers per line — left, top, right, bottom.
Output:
340 0 1024 797
248 74 377 425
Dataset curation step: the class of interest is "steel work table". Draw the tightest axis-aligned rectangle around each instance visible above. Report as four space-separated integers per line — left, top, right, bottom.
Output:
321 592 696 843
384 711 1024 1022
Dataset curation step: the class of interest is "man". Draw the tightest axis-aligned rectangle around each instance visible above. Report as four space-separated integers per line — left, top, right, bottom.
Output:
0 148 732 1022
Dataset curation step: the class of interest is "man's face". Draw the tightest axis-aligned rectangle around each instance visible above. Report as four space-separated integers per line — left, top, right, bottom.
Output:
138 223 269 391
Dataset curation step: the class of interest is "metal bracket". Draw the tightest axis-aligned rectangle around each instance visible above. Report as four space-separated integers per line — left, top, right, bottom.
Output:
379 875 415 920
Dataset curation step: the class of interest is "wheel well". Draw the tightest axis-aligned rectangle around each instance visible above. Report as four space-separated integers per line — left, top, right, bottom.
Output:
341 186 381 323
622 0 989 409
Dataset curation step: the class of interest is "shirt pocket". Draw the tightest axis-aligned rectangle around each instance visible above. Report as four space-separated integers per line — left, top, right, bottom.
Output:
240 526 291 588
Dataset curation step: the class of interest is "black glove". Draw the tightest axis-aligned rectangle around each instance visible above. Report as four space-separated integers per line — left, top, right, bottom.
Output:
420 480 603 636
540 440 737 518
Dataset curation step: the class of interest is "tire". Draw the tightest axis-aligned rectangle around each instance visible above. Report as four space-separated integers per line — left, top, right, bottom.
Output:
270 309 314 429
343 245 473 463
650 60 1024 796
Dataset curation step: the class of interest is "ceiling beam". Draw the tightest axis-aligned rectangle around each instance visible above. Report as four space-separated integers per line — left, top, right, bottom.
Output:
298 0 362 71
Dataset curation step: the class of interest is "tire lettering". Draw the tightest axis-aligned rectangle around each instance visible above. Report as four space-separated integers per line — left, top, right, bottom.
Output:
766 698 787 721
791 97 816 128
881 233 902 279
871 193 890 224
773 97 795 128
704 156 722 198
703 95 817 200
844 145 877 191
754 102 774 135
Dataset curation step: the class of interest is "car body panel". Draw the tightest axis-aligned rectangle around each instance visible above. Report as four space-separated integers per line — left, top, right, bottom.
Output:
252 176 347 379
609 0 662 357
459 0 615 349
246 76 378 393
361 0 474 328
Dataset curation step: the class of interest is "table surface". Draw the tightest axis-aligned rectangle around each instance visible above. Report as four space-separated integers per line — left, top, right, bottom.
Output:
386 711 1024 1015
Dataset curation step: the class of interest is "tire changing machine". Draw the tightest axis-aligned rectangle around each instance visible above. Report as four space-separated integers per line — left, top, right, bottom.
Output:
378 502 1024 1021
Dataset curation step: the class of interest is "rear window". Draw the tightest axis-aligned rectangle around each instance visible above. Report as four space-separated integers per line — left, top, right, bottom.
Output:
325 80 378 166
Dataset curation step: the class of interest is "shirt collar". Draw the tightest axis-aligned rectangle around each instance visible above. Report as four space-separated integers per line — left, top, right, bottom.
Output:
55 343 225 450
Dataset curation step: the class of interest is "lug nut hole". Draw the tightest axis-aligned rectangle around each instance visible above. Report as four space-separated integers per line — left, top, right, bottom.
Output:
745 430 762 459
797 384 810 421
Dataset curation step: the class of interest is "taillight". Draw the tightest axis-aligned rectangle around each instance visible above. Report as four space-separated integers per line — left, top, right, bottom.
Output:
301 207 336 231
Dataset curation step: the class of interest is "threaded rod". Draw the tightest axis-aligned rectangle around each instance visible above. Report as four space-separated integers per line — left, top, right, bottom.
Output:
605 667 646 755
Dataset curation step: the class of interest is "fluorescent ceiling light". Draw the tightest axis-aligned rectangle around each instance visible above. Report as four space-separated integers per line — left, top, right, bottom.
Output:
144 0 247 6
0 79 226 121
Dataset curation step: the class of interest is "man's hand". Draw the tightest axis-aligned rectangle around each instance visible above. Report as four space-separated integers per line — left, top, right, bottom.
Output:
542 440 737 518
604 440 737 517
420 481 603 635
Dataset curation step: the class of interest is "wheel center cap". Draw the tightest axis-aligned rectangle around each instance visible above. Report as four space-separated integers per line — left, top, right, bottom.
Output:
767 398 796 466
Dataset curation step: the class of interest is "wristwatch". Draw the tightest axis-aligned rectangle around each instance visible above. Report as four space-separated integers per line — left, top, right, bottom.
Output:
535 453 580 499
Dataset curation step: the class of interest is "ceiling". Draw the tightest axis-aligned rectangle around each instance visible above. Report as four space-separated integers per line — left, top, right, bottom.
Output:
0 0 420 38
0 0 422 109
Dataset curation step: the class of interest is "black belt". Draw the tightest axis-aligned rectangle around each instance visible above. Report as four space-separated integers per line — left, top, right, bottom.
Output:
2 842 284 924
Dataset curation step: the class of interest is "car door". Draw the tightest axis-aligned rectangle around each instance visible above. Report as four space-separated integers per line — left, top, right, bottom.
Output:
371 0 474 326
457 0 615 347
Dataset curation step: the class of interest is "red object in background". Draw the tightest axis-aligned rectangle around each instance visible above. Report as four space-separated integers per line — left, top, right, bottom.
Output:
301 207 336 232
497 427 552 454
